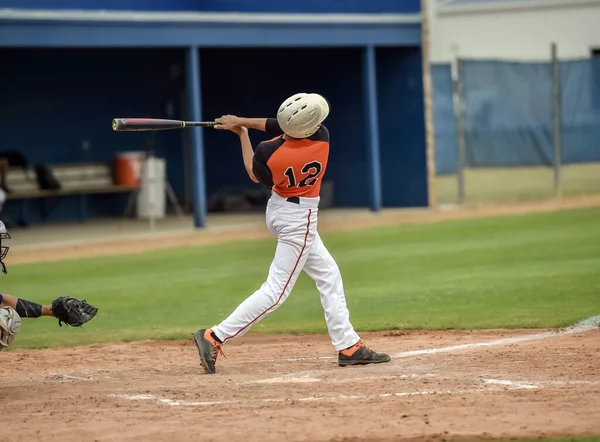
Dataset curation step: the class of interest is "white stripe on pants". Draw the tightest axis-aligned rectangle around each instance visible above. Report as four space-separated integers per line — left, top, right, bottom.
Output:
212 194 360 351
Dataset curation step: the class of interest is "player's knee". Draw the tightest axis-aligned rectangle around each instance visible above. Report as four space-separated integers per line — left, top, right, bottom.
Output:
261 281 279 301
0 306 22 351
329 257 342 275
261 279 294 305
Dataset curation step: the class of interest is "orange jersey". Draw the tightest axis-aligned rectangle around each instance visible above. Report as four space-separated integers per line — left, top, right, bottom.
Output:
252 120 329 199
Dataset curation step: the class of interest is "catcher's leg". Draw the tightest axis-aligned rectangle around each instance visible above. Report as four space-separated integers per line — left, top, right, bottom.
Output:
0 306 22 350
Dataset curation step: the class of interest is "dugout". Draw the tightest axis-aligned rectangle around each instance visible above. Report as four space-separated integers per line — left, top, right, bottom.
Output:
0 9 428 227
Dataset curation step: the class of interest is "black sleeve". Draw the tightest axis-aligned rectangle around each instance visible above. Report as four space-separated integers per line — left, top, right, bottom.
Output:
308 124 329 142
265 118 284 135
252 144 274 188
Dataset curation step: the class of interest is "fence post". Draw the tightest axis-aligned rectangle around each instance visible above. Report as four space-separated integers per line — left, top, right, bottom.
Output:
452 55 466 204
421 0 437 209
551 42 563 198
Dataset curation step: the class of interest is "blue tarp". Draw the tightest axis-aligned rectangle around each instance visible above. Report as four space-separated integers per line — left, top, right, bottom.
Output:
431 63 457 174
433 57 600 174
560 58 600 164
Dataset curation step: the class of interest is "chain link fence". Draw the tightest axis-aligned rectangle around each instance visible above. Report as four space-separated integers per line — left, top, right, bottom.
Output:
432 48 600 205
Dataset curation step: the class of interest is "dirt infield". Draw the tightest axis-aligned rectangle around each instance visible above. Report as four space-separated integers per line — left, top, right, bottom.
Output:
3 196 600 441
2 327 599 442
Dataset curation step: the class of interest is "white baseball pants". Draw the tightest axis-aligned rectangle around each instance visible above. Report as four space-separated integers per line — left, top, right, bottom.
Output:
212 192 360 351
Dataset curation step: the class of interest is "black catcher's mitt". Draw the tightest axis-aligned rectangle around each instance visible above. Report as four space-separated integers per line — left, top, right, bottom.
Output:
51 296 98 327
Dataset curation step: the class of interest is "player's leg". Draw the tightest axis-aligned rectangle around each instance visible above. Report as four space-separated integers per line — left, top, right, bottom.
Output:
212 239 314 342
301 234 359 350
303 233 391 366
193 203 318 374
0 306 21 350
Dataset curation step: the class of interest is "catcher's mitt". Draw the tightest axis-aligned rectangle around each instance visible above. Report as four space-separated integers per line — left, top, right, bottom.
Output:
51 296 98 327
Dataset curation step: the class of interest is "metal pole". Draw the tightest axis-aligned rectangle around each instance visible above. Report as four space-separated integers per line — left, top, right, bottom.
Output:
421 0 437 208
186 46 207 228
551 42 563 198
452 54 466 204
148 155 156 232
363 45 383 212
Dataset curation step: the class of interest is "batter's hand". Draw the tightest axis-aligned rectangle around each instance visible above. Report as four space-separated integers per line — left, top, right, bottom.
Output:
214 115 241 131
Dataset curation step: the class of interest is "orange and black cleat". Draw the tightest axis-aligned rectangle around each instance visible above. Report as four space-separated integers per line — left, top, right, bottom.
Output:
192 329 225 374
338 341 391 366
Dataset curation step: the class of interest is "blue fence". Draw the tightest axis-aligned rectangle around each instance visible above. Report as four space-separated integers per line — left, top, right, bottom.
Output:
433 58 600 174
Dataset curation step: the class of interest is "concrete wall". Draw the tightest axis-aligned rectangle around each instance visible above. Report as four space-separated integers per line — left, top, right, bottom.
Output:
429 0 600 62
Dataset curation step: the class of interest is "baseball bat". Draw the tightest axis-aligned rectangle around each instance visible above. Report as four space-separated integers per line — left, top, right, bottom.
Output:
112 118 218 132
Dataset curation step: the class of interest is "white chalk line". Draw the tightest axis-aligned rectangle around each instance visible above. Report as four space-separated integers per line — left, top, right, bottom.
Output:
538 380 600 386
244 369 327 384
110 375 600 408
246 372 600 387
47 373 93 383
249 377 322 384
109 386 511 408
244 373 438 385
483 379 539 389
108 394 238 407
270 317 600 363
110 373 600 408
484 379 600 388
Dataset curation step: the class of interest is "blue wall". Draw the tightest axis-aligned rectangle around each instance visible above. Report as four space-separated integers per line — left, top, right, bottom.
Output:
377 47 428 207
0 0 426 224
1 45 426 221
0 48 187 221
0 0 420 13
200 48 370 207
201 47 427 209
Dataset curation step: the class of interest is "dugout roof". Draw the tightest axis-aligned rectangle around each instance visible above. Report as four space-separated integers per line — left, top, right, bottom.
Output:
0 9 421 47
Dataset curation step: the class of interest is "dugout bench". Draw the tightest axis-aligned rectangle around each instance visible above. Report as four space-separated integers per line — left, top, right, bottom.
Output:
2 162 139 225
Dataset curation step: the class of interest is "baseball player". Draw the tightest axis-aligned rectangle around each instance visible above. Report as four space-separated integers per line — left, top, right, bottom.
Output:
192 93 391 374
0 220 98 351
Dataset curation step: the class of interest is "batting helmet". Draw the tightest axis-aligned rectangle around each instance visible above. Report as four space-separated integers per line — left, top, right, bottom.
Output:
276 93 330 139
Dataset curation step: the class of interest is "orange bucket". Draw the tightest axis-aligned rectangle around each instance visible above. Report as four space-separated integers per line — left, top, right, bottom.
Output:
114 151 143 187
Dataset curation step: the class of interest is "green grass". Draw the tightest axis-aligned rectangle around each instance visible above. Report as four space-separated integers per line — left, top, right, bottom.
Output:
4 207 600 350
436 163 600 204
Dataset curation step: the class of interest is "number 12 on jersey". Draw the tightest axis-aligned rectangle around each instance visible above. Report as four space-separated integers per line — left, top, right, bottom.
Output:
284 161 323 188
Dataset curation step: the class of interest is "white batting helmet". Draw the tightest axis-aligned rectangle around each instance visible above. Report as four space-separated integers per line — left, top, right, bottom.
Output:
276 93 330 139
